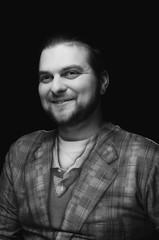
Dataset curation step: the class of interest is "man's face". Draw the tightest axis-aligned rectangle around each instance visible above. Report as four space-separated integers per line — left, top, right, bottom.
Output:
38 43 101 126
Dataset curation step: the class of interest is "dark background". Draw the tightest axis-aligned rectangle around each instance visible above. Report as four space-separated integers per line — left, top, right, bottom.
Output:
0 3 158 172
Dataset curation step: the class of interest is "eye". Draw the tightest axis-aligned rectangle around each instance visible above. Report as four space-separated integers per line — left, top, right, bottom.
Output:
39 74 53 83
62 70 81 79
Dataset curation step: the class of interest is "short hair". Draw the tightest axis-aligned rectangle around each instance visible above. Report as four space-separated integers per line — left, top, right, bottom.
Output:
38 31 108 78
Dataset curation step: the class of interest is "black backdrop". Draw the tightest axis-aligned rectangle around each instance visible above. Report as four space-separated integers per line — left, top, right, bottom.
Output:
0 3 158 172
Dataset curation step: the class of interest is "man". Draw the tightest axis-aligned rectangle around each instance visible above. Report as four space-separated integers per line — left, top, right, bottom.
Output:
0 32 159 239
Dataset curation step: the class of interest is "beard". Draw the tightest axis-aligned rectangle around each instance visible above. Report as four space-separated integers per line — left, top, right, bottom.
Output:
44 92 100 128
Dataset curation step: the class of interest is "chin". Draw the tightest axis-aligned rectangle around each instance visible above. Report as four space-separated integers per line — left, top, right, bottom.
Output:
47 110 77 126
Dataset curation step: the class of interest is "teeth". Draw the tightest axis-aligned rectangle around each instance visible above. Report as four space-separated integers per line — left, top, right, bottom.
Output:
53 101 65 104
52 99 73 104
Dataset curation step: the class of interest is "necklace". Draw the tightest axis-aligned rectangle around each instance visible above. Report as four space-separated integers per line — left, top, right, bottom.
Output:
52 134 97 197
57 137 91 170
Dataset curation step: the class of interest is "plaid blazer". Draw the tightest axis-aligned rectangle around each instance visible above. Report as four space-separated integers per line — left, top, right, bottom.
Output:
0 123 159 240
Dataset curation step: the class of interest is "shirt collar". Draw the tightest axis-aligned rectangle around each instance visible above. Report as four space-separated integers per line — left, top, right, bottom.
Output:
52 134 97 173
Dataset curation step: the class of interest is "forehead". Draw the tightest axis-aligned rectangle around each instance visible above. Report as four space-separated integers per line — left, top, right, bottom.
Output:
39 43 90 71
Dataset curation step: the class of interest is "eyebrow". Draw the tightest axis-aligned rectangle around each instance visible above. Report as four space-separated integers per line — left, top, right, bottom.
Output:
39 65 84 76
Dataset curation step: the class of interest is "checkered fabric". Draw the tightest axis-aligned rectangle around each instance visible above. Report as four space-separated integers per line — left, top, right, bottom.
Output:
0 123 159 239
52 168 81 197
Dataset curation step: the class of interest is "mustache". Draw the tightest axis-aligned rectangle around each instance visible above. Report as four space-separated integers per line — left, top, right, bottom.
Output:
46 93 75 102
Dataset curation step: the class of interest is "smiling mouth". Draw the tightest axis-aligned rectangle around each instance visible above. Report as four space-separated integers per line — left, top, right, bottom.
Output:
52 99 74 104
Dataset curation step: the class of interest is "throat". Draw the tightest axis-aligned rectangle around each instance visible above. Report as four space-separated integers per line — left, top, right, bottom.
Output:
58 116 105 141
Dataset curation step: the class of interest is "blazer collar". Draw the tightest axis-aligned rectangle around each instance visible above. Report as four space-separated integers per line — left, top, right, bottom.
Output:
33 130 57 161
57 123 119 237
33 122 116 162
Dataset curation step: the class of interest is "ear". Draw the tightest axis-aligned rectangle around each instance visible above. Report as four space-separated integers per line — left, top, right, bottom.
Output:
99 70 109 95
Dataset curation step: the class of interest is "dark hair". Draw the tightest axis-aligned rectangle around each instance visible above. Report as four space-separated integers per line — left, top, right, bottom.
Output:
38 31 108 78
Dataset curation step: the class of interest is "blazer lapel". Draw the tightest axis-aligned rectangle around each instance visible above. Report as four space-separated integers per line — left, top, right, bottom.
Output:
59 132 118 235
25 132 55 227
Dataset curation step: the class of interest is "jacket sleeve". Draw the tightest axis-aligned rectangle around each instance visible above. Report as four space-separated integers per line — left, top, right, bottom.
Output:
0 144 22 239
145 143 159 236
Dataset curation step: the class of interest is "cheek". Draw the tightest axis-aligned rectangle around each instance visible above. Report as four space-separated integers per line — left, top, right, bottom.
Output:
77 81 98 103
38 84 48 99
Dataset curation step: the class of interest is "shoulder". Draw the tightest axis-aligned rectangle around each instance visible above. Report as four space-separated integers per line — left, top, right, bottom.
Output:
14 129 56 146
110 123 159 168
6 129 57 162
3 129 57 178
116 124 158 152
106 122 159 149
103 122 159 165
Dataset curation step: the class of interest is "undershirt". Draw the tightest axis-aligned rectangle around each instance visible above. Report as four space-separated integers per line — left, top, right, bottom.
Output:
49 136 96 230
57 136 90 170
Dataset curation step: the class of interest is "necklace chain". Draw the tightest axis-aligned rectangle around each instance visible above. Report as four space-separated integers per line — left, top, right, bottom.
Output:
57 137 91 170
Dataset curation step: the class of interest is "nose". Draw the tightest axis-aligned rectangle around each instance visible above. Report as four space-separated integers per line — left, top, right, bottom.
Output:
50 75 67 95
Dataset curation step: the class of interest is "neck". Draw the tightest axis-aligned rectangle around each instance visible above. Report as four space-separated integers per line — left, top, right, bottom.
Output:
58 109 105 141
